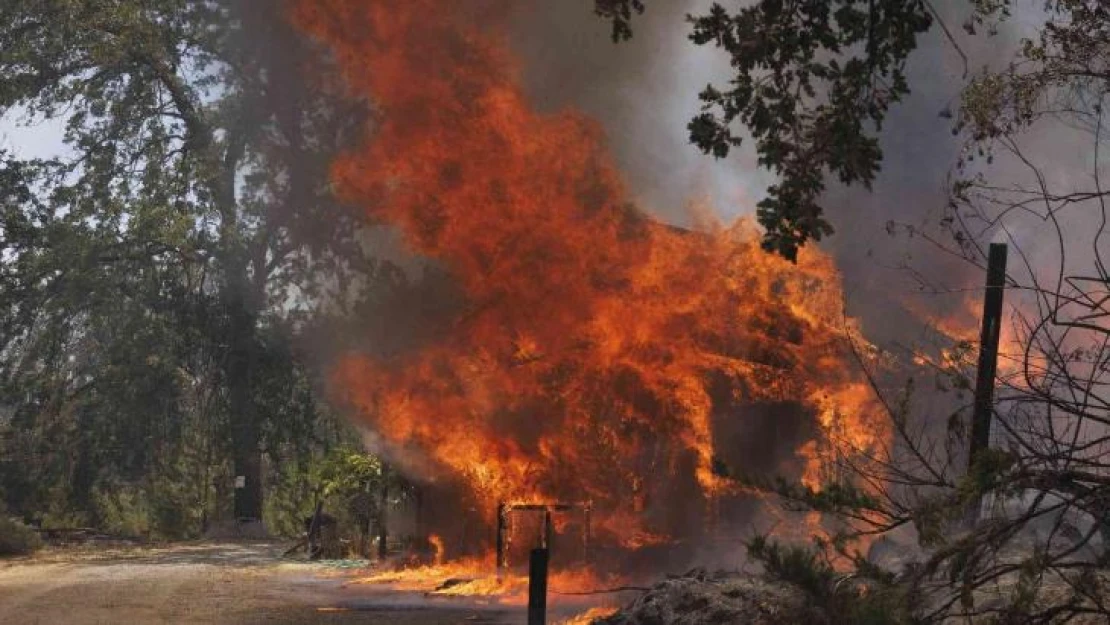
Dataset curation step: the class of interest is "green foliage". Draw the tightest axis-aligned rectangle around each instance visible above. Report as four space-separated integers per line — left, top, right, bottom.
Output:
748 535 837 598
957 0 1105 143
599 0 934 260
263 442 408 555
910 494 963 549
747 536 915 625
263 425 368 538
93 485 152 539
961 448 1016 497
315 448 384 500
594 0 645 42
0 0 377 533
736 473 883 517
0 515 43 557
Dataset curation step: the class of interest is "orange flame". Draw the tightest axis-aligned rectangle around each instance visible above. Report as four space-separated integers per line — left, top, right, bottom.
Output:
351 558 615 606
428 534 446 566
560 606 620 625
292 0 883 554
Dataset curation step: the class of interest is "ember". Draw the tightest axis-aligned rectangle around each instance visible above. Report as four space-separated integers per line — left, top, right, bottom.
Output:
291 0 883 574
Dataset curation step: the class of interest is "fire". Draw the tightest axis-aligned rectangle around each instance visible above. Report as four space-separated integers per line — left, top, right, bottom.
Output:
907 293 1025 383
560 606 620 625
350 558 615 606
349 557 491 592
291 0 882 558
428 534 446 565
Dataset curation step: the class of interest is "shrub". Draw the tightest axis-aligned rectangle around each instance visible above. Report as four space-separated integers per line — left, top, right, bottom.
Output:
94 485 152 538
0 516 43 556
747 536 914 625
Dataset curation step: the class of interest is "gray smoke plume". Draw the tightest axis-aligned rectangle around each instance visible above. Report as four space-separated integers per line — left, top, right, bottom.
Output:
510 0 771 224
508 1 1038 347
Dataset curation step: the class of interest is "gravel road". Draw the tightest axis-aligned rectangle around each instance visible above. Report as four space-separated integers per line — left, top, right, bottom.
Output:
0 543 514 625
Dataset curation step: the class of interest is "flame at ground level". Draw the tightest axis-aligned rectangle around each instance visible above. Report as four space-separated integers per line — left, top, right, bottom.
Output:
560 606 620 625
293 0 887 562
349 557 620 607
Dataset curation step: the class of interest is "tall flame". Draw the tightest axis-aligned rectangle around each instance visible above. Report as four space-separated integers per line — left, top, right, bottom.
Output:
292 0 883 552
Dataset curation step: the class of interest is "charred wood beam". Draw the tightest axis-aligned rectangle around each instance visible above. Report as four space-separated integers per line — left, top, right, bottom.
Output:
968 243 1008 524
527 548 549 625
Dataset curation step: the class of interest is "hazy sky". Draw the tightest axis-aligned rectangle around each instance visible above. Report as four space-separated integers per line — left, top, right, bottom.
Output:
0 108 68 160
513 0 772 224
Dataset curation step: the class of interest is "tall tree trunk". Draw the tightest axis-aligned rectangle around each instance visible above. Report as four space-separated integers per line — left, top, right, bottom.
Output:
226 262 262 522
213 108 261 524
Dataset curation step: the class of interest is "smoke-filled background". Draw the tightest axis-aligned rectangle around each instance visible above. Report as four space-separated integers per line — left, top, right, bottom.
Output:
510 0 994 339
508 1 1091 416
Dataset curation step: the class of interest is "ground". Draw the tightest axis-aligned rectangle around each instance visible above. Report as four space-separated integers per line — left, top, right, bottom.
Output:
0 542 518 625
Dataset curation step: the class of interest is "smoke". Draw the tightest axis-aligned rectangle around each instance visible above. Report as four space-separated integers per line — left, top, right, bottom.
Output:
509 0 770 224
503 2 1063 341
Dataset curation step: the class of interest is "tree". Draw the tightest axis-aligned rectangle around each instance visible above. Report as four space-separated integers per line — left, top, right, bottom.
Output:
0 0 371 526
597 0 934 261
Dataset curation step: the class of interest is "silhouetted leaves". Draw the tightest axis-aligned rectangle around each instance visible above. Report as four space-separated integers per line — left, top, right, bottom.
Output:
599 1 933 260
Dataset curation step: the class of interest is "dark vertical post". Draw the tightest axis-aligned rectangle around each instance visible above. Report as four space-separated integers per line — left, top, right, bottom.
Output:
527 548 549 625
968 243 1008 523
542 509 553 550
496 502 508 574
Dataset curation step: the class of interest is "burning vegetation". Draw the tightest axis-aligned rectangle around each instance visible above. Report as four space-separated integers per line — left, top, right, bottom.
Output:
292 0 882 577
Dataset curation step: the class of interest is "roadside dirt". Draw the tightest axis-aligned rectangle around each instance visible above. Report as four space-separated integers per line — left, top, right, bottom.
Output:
0 542 514 625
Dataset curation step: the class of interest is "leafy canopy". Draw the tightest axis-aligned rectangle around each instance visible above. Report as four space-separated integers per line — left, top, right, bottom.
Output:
598 1 934 260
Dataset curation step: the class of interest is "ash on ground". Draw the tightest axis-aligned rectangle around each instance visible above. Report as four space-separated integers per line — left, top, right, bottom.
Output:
597 570 811 625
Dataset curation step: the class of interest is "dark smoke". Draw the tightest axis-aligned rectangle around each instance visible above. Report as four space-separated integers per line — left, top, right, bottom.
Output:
510 0 771 225
509 1 1022 344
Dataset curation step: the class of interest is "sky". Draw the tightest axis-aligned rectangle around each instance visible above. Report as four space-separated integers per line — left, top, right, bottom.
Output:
0 108 69 160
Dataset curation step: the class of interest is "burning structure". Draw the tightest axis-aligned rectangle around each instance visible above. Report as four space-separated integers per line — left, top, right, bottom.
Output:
292 0 884 573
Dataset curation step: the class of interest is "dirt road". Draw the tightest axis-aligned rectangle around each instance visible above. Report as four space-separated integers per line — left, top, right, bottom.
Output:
0 543 514 625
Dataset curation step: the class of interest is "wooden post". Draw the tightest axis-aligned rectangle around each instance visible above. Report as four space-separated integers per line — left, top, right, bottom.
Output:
527 548 549 625
968 243 1008 523
542 509 553 550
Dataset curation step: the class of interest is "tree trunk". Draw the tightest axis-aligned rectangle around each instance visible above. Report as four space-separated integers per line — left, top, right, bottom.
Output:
377 473 389 560
226 264 262 522
359 512 371 558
